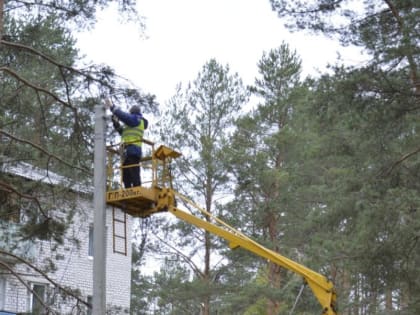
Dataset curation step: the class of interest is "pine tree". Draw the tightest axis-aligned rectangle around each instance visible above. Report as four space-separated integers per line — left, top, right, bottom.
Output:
267 2 420 313
0 1 154 311
304 65 420 315
223 42 325 314
269 0 419 94
143 59 249 314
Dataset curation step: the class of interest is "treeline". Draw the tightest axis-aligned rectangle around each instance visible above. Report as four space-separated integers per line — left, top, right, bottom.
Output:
131 2 419 315
0 1 418 315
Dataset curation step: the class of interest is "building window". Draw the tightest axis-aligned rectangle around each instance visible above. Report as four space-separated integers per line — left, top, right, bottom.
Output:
88 225 94 257
0 277 5 310
29 283 46 314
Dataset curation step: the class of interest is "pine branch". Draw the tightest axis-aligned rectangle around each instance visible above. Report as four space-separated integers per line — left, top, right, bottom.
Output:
384 0 420 95
273 0 344 15
4 0 87 18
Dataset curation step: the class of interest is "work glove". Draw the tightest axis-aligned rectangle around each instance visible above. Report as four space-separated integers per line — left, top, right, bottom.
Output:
105 98 114 112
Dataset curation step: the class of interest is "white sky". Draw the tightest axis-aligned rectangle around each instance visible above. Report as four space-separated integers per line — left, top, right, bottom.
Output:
76 0 366 105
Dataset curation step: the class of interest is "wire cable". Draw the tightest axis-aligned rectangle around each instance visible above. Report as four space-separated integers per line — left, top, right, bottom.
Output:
289 283 306 315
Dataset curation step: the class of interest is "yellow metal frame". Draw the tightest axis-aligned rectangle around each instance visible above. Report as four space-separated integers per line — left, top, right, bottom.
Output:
167 204 337 315
105 143 338 315
106 140 181 217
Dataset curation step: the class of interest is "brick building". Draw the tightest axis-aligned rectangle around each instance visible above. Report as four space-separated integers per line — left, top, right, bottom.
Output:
0 161 133 314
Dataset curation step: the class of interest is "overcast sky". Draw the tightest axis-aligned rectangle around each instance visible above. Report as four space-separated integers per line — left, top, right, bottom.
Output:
75 0 368 274
76 0 366 105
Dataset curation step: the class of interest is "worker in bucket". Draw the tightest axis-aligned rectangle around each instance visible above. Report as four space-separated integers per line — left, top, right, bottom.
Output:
105 98 148 188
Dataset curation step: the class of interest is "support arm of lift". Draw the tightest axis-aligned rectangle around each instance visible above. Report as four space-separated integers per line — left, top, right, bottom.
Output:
105 144 338 315
167 204 338 315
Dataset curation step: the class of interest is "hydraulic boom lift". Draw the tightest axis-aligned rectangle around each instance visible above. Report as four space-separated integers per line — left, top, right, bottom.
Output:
106 140 338 315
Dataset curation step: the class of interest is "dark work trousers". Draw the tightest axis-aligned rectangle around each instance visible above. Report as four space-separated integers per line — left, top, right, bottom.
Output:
122 154 141 188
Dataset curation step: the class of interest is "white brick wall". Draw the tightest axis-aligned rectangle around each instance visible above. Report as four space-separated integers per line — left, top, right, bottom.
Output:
1 194 133 314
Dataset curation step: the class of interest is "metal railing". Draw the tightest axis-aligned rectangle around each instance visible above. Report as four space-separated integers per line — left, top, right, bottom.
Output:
106 139 179 191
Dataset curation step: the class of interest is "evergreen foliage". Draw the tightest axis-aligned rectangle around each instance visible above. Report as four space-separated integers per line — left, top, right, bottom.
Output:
1 1 418 314
134 2 419 313
140 59 249 314
1 1 155 245
224 42 324 314
0 1 153 312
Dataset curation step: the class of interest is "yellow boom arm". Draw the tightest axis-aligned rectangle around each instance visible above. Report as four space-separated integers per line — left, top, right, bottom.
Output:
166 202 337 315
106 144 338 314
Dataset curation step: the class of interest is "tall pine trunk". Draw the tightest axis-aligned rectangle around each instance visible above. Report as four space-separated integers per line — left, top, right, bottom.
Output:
0 0 3 41
267 213 281 315
385 285 393 310
266 152 282 315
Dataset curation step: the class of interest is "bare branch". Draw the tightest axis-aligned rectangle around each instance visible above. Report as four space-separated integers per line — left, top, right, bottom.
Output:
0 128 91 174
154 233 204 278
0 66 77 113
2 40 89 78
1 39 114 89
0 260 57 314
0 249 90 309
381 146 420 176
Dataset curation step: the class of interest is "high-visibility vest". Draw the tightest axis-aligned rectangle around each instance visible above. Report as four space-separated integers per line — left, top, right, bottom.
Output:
122 119 145 146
